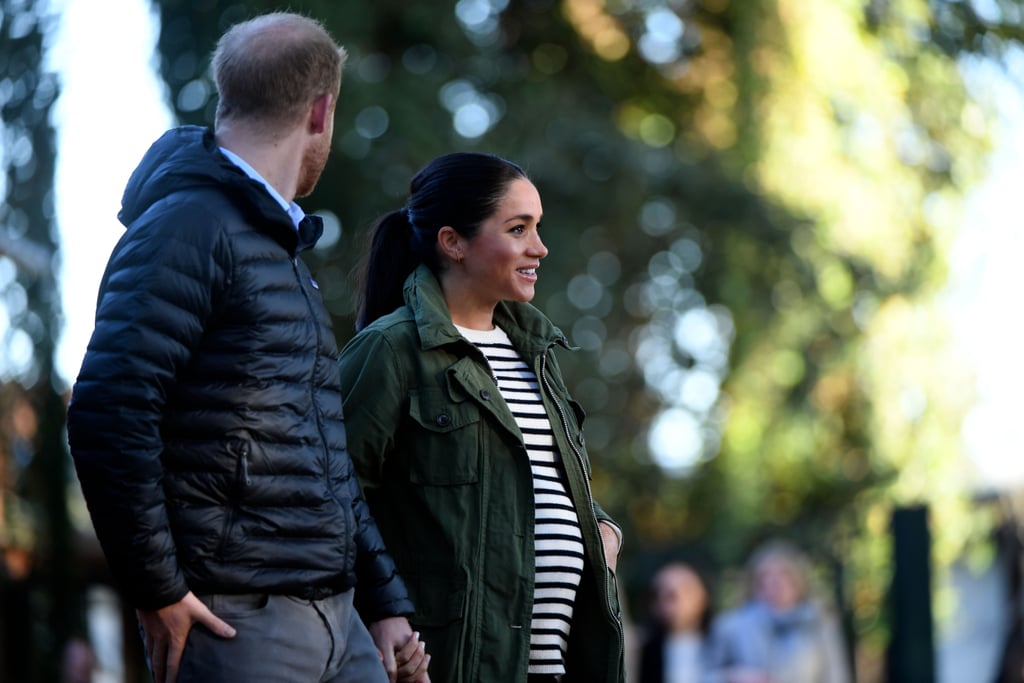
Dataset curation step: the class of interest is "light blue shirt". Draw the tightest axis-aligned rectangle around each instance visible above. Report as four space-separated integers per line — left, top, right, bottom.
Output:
219 146 306 230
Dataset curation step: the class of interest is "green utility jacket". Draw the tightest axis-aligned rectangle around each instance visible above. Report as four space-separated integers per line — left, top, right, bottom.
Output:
339 266 625 683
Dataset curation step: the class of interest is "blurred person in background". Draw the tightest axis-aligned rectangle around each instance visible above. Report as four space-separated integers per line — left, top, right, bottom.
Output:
65 11 427 683
337 151 626 683
706 540 850 683
638 561 714 683
60 637 96 683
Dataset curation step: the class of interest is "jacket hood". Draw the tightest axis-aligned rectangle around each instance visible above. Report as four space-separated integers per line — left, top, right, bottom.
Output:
117 126 321 250
403 264 571 358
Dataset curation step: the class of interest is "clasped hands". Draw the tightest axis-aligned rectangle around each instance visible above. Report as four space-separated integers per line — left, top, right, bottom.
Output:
369 616 431 683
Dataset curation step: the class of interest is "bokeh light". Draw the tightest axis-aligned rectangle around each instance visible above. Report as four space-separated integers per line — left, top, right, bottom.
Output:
439 78 505 139
638 7 684 65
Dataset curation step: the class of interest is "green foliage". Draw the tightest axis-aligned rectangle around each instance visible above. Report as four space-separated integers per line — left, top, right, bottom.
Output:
2 1 85 680
148 0 1008 662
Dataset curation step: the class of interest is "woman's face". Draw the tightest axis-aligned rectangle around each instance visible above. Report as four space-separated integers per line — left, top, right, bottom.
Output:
457 178 547 307
653 565 708 633
754 555 803 611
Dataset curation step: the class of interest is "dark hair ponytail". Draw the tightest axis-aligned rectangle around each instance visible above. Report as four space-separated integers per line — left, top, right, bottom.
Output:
354 209 419 331
355 152 528 331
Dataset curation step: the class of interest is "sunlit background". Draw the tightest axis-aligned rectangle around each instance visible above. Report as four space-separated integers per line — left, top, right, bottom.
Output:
45 1 1024 483
4 0 1024 680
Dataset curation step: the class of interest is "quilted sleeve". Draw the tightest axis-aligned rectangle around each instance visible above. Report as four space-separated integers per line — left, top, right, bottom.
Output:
66 199 231 610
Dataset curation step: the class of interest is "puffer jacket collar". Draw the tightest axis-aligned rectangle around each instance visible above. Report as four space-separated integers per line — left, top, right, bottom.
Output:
402 264 573 359
117 125 323 254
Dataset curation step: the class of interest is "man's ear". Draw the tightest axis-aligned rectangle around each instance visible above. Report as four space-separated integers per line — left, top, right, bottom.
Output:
308 93 335 134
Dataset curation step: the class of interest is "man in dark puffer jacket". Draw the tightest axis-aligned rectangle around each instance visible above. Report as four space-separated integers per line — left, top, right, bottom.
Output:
66 12 428 683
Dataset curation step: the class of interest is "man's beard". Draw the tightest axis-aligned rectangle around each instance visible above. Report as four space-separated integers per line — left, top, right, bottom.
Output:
296 136 330 198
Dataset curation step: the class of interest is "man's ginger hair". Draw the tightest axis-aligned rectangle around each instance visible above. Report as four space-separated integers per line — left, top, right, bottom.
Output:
212 12 347 131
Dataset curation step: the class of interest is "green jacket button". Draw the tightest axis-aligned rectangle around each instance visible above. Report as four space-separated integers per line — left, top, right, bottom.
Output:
480 389 492 401
436 413 452 427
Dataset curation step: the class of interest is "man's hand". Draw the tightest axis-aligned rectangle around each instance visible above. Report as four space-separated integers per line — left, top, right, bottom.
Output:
137 591 236 683
599 520 622 573
369 616 430 683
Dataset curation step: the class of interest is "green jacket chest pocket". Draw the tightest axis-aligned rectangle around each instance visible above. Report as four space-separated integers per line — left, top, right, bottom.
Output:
407 389 481 485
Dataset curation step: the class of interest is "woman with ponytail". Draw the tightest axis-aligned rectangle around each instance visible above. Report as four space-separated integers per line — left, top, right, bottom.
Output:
339 152 625 683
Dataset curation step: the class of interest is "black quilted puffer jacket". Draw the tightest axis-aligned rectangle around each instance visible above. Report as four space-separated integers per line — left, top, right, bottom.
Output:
67 126 413 620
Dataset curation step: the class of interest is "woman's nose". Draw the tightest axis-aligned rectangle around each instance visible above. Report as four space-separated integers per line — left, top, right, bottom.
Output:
532 233 549 258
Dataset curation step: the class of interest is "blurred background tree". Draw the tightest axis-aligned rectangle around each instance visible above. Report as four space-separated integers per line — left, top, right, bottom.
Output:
142 0 1024 674
3 0 1023 679
1 0 86 680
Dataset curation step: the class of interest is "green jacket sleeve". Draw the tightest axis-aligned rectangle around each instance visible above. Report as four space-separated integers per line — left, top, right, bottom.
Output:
338 329 404 493
592 498 617 528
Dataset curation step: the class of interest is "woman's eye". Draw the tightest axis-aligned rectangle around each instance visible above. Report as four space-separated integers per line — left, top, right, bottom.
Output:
510 224 525 234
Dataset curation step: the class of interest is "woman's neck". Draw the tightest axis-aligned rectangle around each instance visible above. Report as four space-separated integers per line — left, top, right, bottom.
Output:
441 275 497 330
449 309 496 330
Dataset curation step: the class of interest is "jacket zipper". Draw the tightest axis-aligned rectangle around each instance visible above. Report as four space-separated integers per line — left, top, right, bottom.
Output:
538 346 625 673
217 439 251 556
292 257 348 556
293 258 325 430
239 441 252 486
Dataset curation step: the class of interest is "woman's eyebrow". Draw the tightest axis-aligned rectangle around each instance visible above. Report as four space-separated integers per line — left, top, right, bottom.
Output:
504 213 541 223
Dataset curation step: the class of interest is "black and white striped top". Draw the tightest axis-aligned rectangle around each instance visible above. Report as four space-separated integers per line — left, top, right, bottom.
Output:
456 324 584 677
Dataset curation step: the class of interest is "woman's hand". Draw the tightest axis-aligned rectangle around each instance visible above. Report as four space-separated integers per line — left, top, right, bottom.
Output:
598 521 622 573
369 617 430 683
